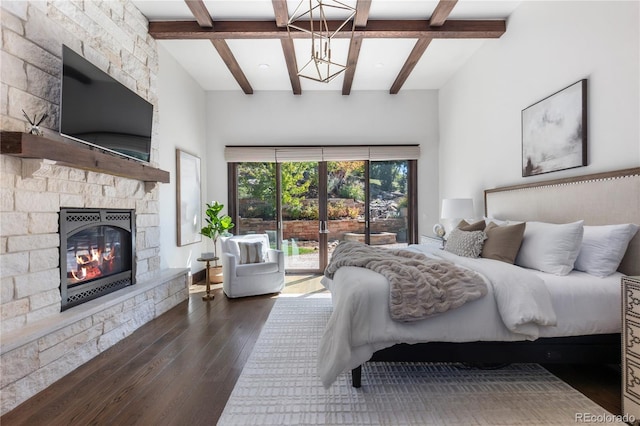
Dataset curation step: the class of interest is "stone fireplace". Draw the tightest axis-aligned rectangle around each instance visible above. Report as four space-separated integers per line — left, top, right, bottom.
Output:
0 1 189 416
59 208 136 310
0 153 189 415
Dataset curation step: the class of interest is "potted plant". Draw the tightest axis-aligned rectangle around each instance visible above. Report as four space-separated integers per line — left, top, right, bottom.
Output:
200 201 235 283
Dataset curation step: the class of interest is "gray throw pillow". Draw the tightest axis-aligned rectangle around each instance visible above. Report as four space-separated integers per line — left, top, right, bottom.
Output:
444 228 487 258
238 241 264 264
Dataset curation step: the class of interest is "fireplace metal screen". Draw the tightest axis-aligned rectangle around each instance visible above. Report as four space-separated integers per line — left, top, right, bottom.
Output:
59 208 136 310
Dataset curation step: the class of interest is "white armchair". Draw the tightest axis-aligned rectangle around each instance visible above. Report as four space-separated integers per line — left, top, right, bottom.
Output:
221 233 285 298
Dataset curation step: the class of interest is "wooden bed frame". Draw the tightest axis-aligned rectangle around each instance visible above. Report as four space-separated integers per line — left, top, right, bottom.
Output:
352 167 640 388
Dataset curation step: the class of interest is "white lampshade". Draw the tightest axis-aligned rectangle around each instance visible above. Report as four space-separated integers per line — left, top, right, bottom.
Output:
441 198 474 220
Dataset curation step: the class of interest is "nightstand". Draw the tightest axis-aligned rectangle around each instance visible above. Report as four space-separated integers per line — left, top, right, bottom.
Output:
420 235 444 249
622 275 640 424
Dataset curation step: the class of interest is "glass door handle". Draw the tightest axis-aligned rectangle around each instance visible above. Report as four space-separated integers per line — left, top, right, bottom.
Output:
319 220 329 234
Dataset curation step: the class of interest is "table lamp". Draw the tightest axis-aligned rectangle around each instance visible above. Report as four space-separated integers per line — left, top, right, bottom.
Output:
440 198 474 237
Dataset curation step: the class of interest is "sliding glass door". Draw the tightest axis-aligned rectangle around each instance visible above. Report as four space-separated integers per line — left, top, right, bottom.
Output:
229 156 417 274
235 163 278 247
281 162 321 271
369 161 409 247
327 161 366 264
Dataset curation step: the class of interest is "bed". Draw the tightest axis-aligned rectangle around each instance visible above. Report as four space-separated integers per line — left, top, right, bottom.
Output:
318 167 640 388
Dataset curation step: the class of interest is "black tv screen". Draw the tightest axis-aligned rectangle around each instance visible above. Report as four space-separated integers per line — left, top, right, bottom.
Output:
60 45 153 163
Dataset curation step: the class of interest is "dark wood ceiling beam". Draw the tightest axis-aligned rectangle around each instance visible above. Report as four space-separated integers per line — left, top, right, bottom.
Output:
210 39 253 94
272 0 301 95
389 38 432 95
185 0 253 94
272 0 289 27
342 36 363 95
280 38 302 95
360 19 503 38
429 0 458 26
343 0 371 95
149 19 506 40
388 0 458 95
354 0 372 27
184 0 213 27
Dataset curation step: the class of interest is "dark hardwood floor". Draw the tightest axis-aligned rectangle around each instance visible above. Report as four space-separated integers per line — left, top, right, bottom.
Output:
1 280 621 425
543 363 621 416
1 285 277 426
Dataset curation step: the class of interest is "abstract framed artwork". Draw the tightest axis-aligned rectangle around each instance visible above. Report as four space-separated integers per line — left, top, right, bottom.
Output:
176 149 202 246
522 79 587 177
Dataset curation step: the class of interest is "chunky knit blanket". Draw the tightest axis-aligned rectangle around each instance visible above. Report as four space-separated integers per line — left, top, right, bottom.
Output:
325 242 488 322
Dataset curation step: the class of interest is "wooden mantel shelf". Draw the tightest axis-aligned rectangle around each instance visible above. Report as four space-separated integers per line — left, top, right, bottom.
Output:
1 132 170 183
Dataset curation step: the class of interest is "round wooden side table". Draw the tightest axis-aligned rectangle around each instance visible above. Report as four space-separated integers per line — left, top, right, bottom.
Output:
197 255 218 301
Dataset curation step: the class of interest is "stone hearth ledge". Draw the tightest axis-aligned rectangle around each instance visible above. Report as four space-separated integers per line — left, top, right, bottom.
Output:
0 268 189 415
1 268 189 355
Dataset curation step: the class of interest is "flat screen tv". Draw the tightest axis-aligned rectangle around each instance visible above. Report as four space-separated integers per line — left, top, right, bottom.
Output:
60 45 153 163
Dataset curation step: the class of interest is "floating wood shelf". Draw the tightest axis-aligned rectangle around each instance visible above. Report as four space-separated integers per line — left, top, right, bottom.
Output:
0 132 170 183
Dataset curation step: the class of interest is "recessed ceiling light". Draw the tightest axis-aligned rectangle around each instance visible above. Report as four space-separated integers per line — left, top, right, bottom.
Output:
375 63 384 68
258 63 270 70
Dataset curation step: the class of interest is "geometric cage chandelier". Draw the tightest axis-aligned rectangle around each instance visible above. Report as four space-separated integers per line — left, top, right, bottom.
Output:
287 0 356 83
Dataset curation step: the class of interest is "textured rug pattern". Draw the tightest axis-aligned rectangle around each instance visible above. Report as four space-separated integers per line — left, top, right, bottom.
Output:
218 296 621 425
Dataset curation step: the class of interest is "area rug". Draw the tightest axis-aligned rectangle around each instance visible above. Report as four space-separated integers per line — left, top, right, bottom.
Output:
218 296 623 425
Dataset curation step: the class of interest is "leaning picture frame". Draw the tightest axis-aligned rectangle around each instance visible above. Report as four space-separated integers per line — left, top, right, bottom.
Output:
176 149 202 246
522 79 587 177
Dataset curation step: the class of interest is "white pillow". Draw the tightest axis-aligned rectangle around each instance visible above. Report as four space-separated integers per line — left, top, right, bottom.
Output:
483 217 523 227
483 216 509 226
574 224 639 277
515 220 584 275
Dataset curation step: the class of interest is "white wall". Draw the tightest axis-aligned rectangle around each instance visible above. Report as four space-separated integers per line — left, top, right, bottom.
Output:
157 45 210 275
205 90 440 237
439 1 640 217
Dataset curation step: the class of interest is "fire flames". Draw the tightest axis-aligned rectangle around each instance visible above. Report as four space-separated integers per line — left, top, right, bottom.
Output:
70 245 116 282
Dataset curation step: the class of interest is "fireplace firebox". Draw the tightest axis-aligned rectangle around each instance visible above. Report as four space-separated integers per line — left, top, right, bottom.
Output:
59 208 136 310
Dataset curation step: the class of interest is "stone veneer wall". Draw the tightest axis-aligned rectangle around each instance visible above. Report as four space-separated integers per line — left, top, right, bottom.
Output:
0 0 188 415
1 0 161 335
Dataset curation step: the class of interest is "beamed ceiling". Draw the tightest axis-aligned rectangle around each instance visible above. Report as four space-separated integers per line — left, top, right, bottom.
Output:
133 0 520 95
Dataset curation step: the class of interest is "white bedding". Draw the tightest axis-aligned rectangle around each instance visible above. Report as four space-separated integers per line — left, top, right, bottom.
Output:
535 269 622 337
318 245 622 387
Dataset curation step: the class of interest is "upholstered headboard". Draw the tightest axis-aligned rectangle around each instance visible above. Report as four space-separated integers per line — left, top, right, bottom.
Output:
484 167 640 276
